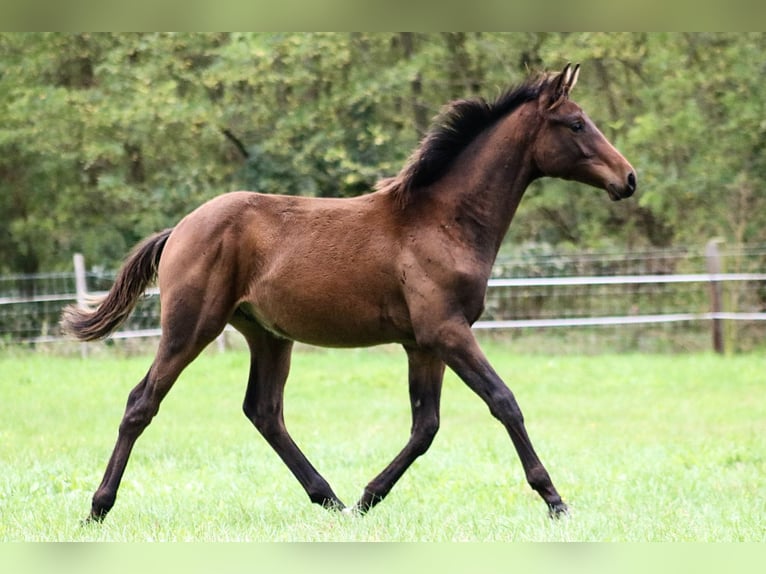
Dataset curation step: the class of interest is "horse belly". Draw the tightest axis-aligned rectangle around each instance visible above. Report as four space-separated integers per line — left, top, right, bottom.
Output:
242 278 412 348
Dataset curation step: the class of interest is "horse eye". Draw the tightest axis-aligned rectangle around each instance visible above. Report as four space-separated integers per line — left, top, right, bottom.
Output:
570 121 585 133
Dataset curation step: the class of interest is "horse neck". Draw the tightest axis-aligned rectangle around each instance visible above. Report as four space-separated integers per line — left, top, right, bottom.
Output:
431 105 540 263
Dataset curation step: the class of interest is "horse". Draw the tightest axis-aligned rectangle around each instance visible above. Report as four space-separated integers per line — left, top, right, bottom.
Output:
62 63 636 523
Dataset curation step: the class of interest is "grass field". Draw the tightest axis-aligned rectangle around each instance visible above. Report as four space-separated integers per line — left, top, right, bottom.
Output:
1 340 764 541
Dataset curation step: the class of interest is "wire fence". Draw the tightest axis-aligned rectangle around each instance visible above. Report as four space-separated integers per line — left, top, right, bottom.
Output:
482 242 766 353
1 242 765 354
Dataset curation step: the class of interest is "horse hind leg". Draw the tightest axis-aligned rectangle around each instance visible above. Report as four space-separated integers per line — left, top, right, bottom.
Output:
236 319 345 511
86 296 230 523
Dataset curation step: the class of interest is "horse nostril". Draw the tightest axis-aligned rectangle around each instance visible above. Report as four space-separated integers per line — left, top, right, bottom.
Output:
627 172 637 192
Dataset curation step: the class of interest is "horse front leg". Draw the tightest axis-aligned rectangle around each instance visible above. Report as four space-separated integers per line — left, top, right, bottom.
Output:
353 346 445 513
430 320 568 518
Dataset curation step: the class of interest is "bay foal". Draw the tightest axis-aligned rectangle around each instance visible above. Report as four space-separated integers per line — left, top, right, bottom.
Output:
63 64 636 522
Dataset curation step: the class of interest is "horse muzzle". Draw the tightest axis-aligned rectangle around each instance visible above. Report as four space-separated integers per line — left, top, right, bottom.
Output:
606 171 637 201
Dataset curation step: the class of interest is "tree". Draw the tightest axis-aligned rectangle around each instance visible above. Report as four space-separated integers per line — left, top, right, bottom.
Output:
1 33 765 274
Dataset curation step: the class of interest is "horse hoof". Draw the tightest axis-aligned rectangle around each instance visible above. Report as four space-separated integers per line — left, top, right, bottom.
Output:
548 501 569 519
80 514 102 527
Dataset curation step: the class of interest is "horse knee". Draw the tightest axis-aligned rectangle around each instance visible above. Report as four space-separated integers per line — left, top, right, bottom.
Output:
243 402 283 440
118 409 154 437
487 390 524 425
411 416 439 456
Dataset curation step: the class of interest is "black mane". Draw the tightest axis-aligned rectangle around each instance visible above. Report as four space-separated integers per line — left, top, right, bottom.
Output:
377 74 551 207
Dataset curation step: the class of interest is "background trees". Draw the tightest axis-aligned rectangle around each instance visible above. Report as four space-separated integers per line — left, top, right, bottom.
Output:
1 32 764 273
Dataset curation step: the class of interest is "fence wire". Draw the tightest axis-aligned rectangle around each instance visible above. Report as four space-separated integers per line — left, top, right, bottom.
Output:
2 244 765 353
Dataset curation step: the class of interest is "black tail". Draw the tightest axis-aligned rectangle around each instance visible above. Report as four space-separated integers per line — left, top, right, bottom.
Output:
61 228 173 341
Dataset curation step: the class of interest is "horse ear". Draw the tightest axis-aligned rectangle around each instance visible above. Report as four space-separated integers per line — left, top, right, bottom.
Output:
559 63 573 89
547 63 580 110
567 63 580 93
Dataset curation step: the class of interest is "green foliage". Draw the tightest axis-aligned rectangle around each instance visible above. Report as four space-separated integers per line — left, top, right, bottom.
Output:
2 33 765 272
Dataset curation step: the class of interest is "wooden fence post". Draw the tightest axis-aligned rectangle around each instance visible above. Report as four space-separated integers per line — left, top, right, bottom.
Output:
705 239 724 354
73 253 88 358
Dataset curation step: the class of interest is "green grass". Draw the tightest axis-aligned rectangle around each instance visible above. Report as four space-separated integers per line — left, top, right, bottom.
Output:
1 341 764 541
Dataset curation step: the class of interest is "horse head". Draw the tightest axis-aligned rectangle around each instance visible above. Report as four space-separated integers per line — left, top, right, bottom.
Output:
532 63 637 201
